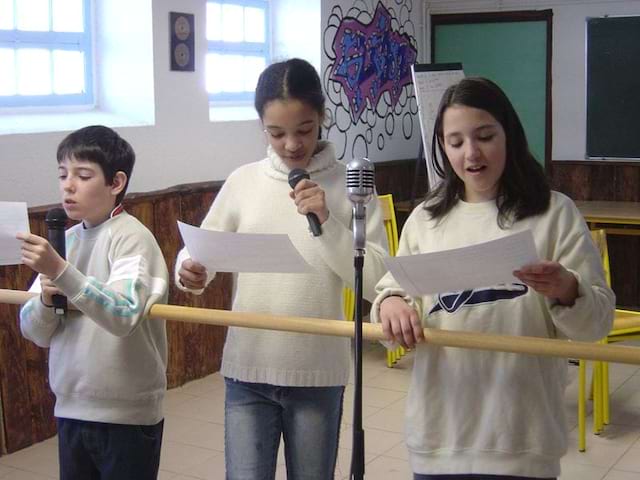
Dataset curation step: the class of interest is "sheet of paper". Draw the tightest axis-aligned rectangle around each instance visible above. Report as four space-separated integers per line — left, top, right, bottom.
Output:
384 230 539 296
0 202 30 265
178 221 314 274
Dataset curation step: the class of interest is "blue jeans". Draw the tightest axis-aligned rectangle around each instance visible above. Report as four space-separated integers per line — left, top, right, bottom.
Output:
57 417 164 480
224 378 345 480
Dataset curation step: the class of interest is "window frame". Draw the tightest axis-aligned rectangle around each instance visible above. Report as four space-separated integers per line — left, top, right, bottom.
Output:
0 0 94 108
207 0 270 103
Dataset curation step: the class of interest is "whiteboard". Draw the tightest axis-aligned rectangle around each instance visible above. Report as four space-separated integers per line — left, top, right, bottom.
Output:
411 63 465 189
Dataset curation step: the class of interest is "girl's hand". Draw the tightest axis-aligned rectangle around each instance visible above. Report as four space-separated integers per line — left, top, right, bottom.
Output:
379 296 424 349
39 275 63 307
17 232 66 279
178 259 208 290
289 178 329 224
513 260 579 306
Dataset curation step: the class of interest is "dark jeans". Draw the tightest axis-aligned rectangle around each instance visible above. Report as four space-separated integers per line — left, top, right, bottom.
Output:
57 417 164 480
414 476 556 480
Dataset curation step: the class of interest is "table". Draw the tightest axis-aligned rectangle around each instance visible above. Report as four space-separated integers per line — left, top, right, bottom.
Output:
575 201 640 236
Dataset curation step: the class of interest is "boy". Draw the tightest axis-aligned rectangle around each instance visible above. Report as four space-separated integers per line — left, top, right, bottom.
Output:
17 125 169 480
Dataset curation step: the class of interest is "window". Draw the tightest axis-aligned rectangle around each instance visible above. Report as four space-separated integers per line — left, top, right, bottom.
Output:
206 0 269 103
0 0 93 108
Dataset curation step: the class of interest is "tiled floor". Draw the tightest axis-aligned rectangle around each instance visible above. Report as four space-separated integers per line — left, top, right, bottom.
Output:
2 341 640 479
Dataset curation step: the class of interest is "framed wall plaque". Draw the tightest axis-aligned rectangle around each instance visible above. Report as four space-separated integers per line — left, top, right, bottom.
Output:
170 12 195 72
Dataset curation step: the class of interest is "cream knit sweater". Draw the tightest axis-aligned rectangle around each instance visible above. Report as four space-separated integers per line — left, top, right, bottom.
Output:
371 192 614 477
176 141 388 386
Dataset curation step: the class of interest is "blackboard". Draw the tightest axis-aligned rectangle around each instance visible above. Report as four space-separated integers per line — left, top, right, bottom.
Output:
586 16 640 160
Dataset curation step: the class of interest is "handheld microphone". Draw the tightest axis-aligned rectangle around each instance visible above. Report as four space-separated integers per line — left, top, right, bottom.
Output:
288 168 322 237
45 207 68 315
346 158 375 252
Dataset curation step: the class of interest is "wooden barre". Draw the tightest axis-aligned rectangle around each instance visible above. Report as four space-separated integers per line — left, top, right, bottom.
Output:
2 288 640 365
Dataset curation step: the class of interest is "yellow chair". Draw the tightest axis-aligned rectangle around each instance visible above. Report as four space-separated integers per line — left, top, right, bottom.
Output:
342 194 407 367
578 229 640 451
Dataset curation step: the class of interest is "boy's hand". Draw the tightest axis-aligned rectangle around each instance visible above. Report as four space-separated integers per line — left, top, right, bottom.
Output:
178 259 208 290
513 260 579 306
17 233 66 279
379 296 424 349
289 178 329 225
39 275 63 307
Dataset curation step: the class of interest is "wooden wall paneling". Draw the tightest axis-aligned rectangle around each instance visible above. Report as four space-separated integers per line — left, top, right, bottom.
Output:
616 165 640 202
550 163 593 200
152 193 186 388
374 159 427 202
22 215 56 448
608 235 640 308
0 209 57 453
173 188 229 385
589 164 616 200
0 266 36 453
125 200 155 232
178 189 216 226
23 330 56 445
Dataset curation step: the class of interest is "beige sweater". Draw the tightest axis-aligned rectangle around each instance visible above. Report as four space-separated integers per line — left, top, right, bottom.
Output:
176 141 389 386
20 212 169 425
371 192 615 477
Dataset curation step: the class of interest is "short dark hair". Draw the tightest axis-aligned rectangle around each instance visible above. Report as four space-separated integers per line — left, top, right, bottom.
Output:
254 58 325 120
57 125 135 205
426 77 550 228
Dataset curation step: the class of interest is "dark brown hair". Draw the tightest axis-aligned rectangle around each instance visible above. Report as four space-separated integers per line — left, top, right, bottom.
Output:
426 77 550 228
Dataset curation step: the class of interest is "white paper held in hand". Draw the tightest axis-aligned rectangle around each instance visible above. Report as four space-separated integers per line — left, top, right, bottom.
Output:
0 201 31 266
177 221 314 274
383 230 540 296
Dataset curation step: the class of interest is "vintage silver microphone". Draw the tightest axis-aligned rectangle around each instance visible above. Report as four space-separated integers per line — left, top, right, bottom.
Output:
345 157 375 480
346 157 375 253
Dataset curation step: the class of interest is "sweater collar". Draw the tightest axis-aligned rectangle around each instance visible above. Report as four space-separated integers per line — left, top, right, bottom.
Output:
264 140 337 181
454 198 499 216
78 211 127 239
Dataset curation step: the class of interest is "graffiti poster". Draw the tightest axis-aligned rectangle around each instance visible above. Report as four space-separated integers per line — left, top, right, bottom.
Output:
323 0 419 161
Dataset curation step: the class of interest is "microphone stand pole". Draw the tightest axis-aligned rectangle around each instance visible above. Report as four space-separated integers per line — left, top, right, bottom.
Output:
350 203 366 480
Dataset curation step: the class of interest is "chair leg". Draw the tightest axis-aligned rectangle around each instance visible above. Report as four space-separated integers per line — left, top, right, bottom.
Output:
386 349 395 368
593 361 603 435
603 360 610 425
578 359 586 452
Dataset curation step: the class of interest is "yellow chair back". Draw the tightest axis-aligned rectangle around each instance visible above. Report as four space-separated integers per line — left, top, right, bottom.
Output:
590 229 611 287
377 194 399 256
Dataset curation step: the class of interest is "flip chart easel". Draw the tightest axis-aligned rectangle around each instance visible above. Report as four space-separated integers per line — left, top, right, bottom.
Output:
411 63 465 194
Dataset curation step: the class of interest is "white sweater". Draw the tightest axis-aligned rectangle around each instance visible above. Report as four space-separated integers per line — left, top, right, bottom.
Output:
176 141 388 386
371 192 615 477
20 212 169 425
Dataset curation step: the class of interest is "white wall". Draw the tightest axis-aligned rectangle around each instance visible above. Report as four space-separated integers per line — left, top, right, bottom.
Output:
95 0 155 122
424 0 640 161
271 0 322 70
0 0 266 206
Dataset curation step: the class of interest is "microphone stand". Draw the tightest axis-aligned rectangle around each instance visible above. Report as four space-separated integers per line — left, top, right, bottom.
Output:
350 202 366 480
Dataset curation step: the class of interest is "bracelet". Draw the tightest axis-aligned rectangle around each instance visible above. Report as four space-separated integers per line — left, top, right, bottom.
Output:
39 294 54 308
